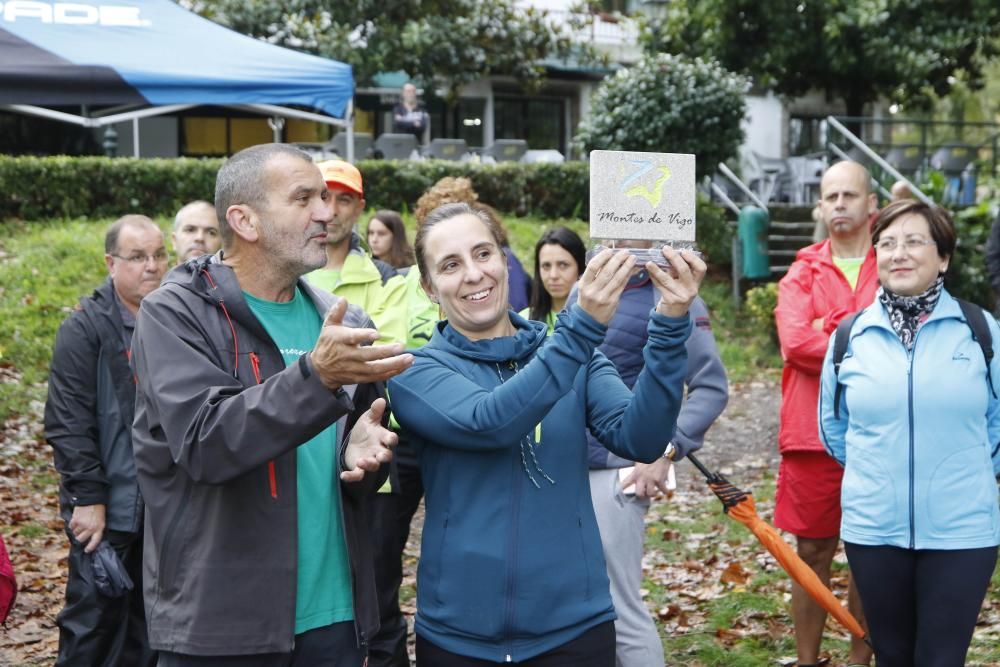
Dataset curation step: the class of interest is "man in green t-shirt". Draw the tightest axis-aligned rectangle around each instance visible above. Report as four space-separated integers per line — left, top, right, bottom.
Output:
132 143 414 666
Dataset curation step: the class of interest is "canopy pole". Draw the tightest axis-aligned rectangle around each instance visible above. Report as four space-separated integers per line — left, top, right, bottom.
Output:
268 116 285 143
346 99 355 163
132 118 140 158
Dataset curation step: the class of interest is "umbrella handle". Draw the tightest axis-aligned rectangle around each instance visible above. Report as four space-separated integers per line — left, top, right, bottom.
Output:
685 452 727 485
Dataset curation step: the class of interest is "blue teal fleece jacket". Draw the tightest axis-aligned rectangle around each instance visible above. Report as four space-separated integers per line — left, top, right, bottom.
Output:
388 304 691 662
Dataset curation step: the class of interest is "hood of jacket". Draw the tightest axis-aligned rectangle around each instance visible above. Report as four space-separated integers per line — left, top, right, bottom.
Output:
424 309 549 364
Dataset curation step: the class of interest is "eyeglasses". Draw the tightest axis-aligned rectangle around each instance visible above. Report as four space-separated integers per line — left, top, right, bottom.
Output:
874 236 937 253
111 251 169 265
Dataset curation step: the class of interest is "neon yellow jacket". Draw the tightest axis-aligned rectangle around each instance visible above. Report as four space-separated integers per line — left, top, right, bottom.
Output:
305 245 408 347
404 265 441 350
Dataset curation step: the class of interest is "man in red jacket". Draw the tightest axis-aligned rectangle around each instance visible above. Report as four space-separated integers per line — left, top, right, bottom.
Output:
774 160 878 667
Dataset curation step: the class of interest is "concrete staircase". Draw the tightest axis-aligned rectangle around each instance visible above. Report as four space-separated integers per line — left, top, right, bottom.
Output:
766 205 816 276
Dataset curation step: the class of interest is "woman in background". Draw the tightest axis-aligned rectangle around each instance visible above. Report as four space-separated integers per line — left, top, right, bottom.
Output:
367 210 415 273
522 226 587 332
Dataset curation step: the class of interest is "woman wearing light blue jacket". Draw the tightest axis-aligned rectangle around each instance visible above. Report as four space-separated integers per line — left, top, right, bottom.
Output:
819 199 1000 667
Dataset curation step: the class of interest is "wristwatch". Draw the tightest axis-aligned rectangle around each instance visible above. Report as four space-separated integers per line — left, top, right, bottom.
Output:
663 443 676 461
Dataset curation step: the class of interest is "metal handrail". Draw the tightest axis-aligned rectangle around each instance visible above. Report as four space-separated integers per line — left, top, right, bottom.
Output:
706 181 741 216
826 116 933 206
717 163 768 209
827 142 893 202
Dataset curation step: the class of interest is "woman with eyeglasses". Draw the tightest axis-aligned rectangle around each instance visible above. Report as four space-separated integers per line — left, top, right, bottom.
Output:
388 203 705 666
819 199 1000 667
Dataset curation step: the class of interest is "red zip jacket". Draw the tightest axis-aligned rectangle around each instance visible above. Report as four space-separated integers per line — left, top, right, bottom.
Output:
775 240 878 454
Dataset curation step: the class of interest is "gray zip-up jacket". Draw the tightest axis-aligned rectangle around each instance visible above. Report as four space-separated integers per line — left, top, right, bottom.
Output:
45 278 144 533
131 254 386 656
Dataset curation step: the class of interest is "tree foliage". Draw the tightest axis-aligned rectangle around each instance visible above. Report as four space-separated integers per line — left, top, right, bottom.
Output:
575 54 748 178
643 0 1000 118
189 0 603 101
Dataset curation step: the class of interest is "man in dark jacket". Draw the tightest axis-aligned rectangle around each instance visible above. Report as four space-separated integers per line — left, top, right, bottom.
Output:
130 143 414 666
45 214 168 666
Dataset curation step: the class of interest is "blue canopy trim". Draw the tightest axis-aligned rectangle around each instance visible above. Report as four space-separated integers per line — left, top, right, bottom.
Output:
0 0 353 118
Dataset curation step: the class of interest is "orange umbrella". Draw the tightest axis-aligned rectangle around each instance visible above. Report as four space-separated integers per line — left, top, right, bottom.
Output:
687 453 868 643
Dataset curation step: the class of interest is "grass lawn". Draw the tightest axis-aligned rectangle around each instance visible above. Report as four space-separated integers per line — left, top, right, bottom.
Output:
9 215 998 665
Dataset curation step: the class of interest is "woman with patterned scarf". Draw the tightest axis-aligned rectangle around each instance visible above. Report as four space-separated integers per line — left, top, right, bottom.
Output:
819 199 1000 667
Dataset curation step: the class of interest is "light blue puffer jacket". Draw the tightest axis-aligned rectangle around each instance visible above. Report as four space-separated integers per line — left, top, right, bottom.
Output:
819 289 1000 550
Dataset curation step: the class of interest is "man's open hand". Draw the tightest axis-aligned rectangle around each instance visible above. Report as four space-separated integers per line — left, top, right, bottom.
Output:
341 398 397 482
311 299 414 390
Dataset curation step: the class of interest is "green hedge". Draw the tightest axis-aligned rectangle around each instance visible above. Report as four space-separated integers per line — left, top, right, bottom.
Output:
0 156 223 222
0 156 593 221
0 155 731 262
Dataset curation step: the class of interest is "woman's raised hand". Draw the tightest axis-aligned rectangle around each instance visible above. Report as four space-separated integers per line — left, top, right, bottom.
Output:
648 247 706 318
577 249 636 325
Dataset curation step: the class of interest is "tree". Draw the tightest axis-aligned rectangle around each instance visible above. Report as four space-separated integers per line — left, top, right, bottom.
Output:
575 54 748 178
643 0 1000 119
189 0 604 102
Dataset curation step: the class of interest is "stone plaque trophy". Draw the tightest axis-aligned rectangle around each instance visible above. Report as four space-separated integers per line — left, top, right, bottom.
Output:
589 150 696 246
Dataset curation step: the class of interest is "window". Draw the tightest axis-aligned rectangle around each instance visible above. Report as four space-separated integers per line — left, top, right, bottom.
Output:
494 97 565 153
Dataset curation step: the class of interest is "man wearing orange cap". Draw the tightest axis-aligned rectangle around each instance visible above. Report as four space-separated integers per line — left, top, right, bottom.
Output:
306 160 407 346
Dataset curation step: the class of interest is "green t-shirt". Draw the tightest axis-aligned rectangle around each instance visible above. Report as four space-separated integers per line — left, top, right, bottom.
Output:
244 287 354 634
833 256 865 290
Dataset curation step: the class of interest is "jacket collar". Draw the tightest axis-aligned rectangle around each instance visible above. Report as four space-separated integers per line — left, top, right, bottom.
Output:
855 286 963 333
427 309 548 363
167 253 341 341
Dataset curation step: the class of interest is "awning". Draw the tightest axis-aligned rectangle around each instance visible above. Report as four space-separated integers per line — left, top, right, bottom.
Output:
0 0 356 154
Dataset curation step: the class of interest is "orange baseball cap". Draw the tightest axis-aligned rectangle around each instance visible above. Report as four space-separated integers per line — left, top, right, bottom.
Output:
318 159 363 196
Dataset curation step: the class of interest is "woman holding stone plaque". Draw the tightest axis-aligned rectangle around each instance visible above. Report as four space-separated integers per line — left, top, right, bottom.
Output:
388 202 705 666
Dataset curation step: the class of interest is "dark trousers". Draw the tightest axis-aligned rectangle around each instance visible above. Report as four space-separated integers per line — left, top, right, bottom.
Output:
415 621 616 667
368 437 424 667
845 542 997 667
156 621 363 667
56 528 155 667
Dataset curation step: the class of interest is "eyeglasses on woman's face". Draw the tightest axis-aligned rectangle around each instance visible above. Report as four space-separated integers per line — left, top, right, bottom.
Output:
874 235 936 254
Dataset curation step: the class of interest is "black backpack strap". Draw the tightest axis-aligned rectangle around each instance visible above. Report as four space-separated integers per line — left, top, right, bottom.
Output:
832 312 862 420
956 298 997 399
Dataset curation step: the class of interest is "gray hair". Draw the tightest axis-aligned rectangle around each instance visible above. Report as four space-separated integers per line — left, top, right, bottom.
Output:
105 214 160 254
173 200 216 231
214 143 314 246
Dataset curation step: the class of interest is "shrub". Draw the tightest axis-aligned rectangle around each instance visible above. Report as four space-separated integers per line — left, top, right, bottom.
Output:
0 156 731 264
0 156 222 222
0 156 592 223
744 282 779 346
574 54 749 179
947 197 998 310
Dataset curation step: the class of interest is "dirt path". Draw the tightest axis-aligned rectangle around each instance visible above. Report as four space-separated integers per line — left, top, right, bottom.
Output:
0 379 782 665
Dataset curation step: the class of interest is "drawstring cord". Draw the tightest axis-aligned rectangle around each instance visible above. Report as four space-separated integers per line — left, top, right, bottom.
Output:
495 361 555 489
